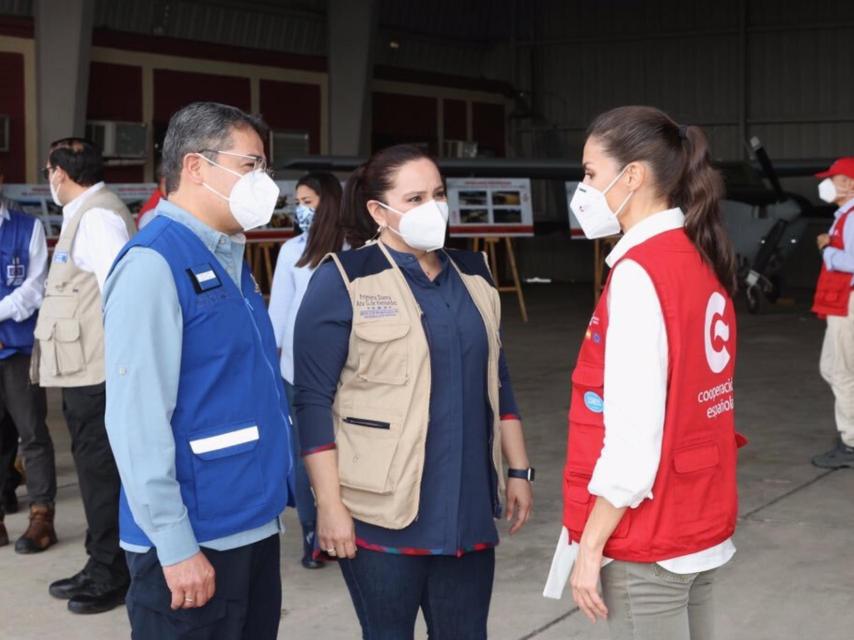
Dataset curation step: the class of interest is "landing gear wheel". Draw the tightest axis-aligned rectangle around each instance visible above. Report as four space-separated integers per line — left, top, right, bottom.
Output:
746 284 761 314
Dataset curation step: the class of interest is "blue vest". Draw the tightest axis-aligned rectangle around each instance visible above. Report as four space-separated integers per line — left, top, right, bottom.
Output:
0 207 37 359
112 215 293 547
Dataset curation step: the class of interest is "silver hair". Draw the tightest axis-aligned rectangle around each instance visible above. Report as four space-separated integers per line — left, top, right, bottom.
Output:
161 102 268 194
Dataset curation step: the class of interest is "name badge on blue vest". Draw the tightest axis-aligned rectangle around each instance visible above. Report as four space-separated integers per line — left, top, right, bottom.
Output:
6 258 25 287
188 263 222 293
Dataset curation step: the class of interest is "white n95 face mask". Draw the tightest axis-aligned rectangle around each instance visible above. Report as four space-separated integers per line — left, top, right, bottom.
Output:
818 178 838 204
198 154 280 231
569 166 633 239
49 175 63 207
378 200 449 252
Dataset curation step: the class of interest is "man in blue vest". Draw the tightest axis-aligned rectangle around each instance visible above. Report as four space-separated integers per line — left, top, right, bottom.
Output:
103 102 293 639
0 170 57 552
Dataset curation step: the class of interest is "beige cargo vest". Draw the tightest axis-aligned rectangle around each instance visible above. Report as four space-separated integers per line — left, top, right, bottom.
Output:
31 187 136 388
327 241 505 529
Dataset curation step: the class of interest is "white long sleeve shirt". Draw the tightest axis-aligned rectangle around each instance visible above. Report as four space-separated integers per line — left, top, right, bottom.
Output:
544 208 735 600
822 195 854 281
61 182 132 292
0 202 48 323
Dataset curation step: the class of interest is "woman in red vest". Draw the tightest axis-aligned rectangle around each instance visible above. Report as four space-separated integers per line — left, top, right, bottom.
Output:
545 106 746 639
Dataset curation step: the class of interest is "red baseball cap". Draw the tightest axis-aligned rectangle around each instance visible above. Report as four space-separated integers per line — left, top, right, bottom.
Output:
816 157 854 179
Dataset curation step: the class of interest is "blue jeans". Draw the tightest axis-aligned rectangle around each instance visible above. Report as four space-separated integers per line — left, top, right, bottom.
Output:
339 548 495 640
283 380 317 529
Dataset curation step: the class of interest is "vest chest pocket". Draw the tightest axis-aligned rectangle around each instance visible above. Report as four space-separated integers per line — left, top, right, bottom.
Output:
671 442 725 527
354 323 410 385
564 472 630 540
34 318 84 376
188 423 265 521
337 410 400 495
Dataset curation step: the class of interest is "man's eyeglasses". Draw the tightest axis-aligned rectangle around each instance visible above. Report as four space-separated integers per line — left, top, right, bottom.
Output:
41 166 53 180
198 149 273 177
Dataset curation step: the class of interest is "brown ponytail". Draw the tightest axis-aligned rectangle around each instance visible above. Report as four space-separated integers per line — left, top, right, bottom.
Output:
679 125 737 295
587 106 737 295
340 144 437 249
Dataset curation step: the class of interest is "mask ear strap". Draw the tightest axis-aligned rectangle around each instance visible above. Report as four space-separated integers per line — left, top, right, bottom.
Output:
603 164 630 194
614 191 634 217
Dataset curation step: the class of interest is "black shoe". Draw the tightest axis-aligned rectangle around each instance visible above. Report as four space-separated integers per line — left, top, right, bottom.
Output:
3 466 22 514
49 569 94 600
67 582 128 615
301 523 324 570
1 489 18 514
302 554 325 569
812 438 854 469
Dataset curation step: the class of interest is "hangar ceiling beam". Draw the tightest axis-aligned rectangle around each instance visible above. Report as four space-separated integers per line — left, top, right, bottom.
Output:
34 0 94 173
327 0 377 156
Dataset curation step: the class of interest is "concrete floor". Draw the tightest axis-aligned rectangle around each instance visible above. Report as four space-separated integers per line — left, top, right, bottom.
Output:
1 284 852 640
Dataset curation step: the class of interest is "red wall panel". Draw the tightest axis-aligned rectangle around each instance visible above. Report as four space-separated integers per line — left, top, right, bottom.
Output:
87 62 143 121
372 92 437 153
153 69 251 125
443 99 467 141
472 102 506 157
259 80 321 154
0 52 26 182
102 165 144 183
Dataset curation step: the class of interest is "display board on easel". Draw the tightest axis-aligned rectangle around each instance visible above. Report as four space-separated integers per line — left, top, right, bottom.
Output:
447 177 533 322
447 177 534 238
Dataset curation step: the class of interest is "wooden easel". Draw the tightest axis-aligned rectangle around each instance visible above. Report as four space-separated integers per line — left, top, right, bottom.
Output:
245 242 277 297
471 236 528 323
593 236 620 305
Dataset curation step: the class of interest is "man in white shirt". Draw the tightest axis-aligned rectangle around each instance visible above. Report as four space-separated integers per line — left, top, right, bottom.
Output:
0 171 56 552
32 139 137 615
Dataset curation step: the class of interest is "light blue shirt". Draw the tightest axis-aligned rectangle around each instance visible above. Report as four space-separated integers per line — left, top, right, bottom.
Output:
103 200 280 567
823 196 854 284
268 233 316 384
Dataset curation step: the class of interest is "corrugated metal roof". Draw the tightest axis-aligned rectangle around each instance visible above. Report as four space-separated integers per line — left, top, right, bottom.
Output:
0 0 31 17
92 0 326 55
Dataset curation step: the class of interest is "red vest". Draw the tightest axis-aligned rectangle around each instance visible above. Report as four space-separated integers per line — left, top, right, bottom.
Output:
563 229 745 562
812 207 854 318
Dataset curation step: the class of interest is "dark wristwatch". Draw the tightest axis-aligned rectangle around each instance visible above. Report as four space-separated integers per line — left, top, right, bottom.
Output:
508 467 535 482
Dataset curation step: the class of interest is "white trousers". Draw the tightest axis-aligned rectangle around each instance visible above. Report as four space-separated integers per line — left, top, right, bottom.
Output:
820 295 854 447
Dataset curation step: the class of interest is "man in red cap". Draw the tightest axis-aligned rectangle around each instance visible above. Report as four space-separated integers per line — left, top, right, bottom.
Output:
813 157 854 468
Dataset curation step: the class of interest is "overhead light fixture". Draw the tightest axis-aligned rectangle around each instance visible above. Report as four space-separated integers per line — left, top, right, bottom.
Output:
389 40 400 49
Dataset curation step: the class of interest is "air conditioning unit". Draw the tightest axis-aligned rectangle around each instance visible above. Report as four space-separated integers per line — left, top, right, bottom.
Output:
270 130 310 168
85 120 147 158
442 139 478 158
0 115 9 152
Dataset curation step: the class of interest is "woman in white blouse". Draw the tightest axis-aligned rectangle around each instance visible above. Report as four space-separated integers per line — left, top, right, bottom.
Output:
545 106 746 640
268 172 361 568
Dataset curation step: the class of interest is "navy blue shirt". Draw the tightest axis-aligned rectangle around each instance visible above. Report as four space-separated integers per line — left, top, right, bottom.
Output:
293 245 520 555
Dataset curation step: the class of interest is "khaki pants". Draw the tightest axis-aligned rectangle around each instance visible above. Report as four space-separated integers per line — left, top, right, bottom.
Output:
820 295 854 447
600 561 716 640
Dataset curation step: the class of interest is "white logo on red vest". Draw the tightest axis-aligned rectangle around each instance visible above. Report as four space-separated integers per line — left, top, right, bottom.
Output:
704 292 731 374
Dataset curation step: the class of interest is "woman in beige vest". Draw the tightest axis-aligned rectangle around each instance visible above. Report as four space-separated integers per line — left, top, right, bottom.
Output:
293 145 534 639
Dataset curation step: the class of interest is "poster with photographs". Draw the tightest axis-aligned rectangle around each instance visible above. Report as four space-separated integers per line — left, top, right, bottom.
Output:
2 181 299 244
448 178 534 237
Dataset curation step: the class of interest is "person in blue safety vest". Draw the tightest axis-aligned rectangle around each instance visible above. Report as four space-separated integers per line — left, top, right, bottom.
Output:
0 170 57 554
103 102 294 640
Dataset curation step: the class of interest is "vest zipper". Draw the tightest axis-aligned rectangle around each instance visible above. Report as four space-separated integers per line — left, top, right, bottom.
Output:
343 417 391 430
243 297 294 473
